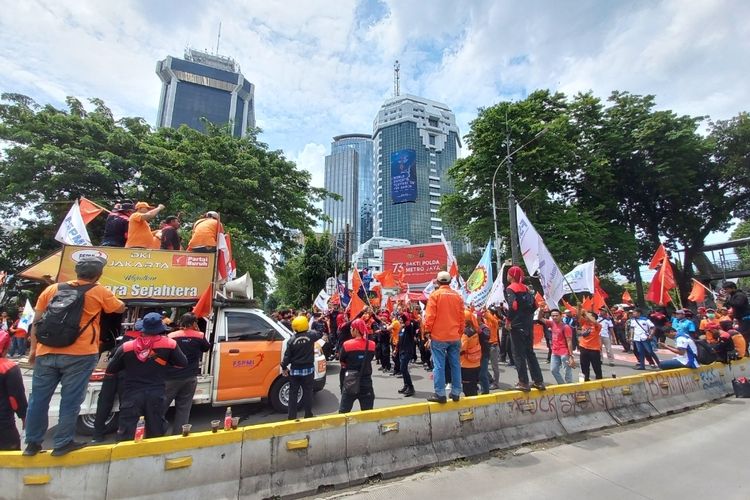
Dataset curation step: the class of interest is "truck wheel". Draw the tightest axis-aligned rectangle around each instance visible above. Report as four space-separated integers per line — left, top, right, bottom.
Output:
269 377 303 413
76 412 118 436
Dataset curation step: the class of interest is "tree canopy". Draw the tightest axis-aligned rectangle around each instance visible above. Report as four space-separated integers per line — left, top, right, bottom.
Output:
0 93 330 300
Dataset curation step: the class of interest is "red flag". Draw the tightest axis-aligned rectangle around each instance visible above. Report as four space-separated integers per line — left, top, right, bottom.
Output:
375 269 396 288
385 296 394 314
645 257 675 305
534 292 545 307
79 197 105 225
193 286 213 318
687 279 706 303
562 299 577 315
592 292 606 311
594 276 609 299
449 260 459 278
348 292 367 320
217 233 229 280
649 244 667 270
622 290 633 303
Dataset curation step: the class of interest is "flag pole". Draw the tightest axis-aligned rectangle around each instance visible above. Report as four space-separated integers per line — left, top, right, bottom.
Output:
79 197 112 214
692 278 717 299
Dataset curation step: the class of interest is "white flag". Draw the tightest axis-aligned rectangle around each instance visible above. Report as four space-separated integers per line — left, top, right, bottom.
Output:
562 260 596 294
516 205 542 274
17 299 35 332
422 279 436 298
54 200 92 246
313 289 330 312
486 262 507 306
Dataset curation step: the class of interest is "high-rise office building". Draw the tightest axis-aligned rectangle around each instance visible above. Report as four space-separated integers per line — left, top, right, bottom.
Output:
156 49 255 137
323 134 374 252
372 94 461 247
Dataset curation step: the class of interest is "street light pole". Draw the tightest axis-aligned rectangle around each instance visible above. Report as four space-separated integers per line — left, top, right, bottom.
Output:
491 127 549 269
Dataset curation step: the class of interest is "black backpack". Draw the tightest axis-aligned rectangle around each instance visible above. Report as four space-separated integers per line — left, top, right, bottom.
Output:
694 339 717 365
35 283 99 347
514 289 536 315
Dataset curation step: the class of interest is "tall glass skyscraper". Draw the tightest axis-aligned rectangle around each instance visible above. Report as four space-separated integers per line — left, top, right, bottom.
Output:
324 134 374 249
156 49 255 137
373 94 461 247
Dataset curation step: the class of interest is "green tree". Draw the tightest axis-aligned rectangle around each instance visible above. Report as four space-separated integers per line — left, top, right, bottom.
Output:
731 220 750 290
0 94 330 299
273 232 338 309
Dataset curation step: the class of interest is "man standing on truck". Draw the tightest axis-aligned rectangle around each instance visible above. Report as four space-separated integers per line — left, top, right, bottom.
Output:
24 256 126 456
281 315 317 420
187 211 223 253
125 201 165 249
164 313 211 434
106 312 187 441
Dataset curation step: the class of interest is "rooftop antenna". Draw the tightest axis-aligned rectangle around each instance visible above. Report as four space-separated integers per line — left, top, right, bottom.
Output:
216 21 222 54
393 60 400 97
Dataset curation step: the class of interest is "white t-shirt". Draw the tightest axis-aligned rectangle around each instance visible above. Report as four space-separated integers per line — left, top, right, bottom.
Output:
629 317 654 342
598 318 613 338
675 335 700 368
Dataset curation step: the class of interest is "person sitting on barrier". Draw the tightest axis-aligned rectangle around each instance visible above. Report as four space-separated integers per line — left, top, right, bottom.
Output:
460 310 482 397
164 313 211 432
658 326 699 370
547 309 575 384
0 331 27 450
713 331 740 364
106 313 187 441
339 319 376 413
504 266 546 392
281 315 318 420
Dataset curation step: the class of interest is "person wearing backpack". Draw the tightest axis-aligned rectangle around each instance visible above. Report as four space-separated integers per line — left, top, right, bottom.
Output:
24 256 126 456
658 326 699 370
460 310 482 396
504 266 545 392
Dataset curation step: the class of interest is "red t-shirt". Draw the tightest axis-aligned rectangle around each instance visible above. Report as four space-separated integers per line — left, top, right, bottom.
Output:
547 320 573 356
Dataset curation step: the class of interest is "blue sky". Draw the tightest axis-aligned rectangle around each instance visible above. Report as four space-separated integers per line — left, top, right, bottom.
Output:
1 0 748 200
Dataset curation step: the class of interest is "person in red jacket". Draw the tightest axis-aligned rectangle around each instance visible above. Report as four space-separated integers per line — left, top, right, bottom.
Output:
505 266 546 392
0 331 27 450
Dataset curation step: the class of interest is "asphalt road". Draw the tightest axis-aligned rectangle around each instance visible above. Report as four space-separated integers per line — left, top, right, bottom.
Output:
317 398 750 500
19 342 677 447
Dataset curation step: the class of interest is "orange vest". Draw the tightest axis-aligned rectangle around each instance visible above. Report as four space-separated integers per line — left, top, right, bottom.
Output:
460 333 481 368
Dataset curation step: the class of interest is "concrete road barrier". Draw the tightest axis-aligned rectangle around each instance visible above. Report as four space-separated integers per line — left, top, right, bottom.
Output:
551 381 617 434
493 390 566 447
106 429 243 500
0 446 111 500
643 369 695 414
601 376 659 424
345 403 437 484
429 394 508 463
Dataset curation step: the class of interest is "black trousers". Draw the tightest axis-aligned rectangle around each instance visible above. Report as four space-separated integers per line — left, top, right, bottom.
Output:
164 377 198 434
380 342 391 370
116 388 167 441
461 366 480 396
287 373 314 420
400 352 413 388
500 329 515 364
94 372 123 438
579 347 603 381
339 384 375 413
0 424 20 451
510 327 544 385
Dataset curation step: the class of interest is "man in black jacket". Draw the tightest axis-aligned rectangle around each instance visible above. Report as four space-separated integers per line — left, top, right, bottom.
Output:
281 316 317 420
723 281 750 352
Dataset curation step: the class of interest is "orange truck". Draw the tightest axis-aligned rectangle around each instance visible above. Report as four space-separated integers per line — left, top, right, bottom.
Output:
20 245 327 435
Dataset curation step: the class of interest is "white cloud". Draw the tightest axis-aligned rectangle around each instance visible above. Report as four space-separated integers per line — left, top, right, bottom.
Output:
291 142 327 189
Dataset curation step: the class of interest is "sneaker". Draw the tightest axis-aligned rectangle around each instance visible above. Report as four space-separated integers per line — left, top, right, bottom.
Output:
396 373 403 378
532 382 546 391
450 394 461 402
489 383 500 390
427 394 447 404
403 387 415 397
398 386 408 394
51 440 86 457
513 382 531 392
23 443 42 456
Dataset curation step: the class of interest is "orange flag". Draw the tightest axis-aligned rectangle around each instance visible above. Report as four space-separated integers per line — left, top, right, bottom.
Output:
622 290 633 303
687 279 706 303
592 292 606 311
348 292 367 320
649 244 667 270
645 257 675 305
594 276 608 299
375 269 396 288
193 285 213 318
562 299 577 315
581 295 594 311
534 292 545 307
79 197 105 225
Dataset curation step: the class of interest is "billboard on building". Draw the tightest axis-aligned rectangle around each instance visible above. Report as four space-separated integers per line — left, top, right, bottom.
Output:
383 242 448 288
390 149 417 204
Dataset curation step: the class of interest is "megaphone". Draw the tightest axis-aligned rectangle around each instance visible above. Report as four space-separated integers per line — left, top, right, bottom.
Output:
224 272 254 299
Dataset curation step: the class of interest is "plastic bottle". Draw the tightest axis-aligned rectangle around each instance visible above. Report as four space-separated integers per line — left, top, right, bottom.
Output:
224 406 233 431
134 416 146 442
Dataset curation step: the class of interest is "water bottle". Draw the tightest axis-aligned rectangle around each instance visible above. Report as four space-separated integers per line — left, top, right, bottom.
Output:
224 406 233 431
134 416 146 442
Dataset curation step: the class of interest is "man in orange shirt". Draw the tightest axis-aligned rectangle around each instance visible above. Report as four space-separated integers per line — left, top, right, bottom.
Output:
578 310 603 381
187 211 223 252
423 271 464 403
125 201 165 248
483 308 501 389
24 257 126 456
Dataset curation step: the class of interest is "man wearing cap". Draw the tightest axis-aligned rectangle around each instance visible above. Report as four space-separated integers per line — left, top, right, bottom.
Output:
125 201 165 248
505 266 546 391
24 257 126 456
187 211 223 253
722 281 750 351
101 201 134 247
672 309 697 339
423 271 464 403
106 312 187 441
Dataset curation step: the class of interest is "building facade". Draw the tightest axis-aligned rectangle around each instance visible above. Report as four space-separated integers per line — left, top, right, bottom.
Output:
372 94 461 248
156 49 255 137
323 134 374 253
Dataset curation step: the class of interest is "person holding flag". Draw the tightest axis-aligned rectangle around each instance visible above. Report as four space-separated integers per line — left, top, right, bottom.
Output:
505 266 546 392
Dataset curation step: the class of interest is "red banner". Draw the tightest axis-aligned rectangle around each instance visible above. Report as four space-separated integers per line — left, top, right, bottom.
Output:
382 243 448 287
